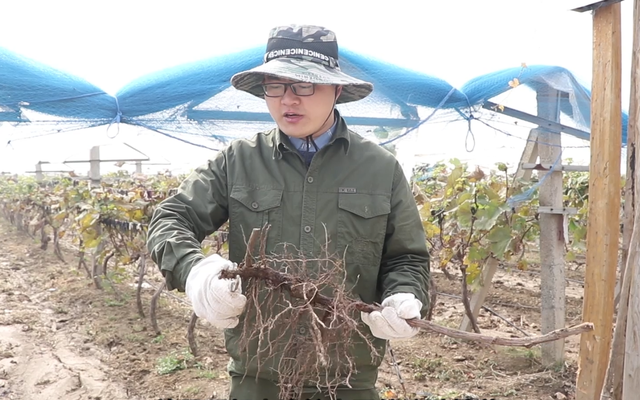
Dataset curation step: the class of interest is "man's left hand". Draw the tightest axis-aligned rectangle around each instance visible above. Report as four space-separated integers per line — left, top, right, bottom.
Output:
361 293 422 340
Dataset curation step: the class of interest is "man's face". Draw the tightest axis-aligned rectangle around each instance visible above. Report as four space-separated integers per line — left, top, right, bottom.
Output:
263 76 342 139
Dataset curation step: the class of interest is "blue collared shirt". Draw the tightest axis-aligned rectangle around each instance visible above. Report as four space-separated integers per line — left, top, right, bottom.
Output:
287 119 337 152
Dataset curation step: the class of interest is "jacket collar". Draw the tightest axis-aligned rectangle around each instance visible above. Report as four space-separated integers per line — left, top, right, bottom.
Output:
272 109 351 159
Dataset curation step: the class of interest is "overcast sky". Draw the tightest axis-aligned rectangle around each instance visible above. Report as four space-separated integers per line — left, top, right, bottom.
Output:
0 0 633 94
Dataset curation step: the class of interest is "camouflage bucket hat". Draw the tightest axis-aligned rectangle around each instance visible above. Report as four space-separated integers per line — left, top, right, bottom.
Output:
231 25 373 104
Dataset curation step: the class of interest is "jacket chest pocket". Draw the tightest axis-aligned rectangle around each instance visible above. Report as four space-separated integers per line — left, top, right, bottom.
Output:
337 193 391 243
228 186 283 261
337 193 391 303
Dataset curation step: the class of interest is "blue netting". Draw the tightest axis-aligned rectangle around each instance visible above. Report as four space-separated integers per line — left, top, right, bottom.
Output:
115 47 263 119
0 44 629 146
0 47 114 121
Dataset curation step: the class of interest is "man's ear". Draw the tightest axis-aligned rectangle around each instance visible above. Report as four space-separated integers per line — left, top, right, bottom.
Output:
335 85 343 100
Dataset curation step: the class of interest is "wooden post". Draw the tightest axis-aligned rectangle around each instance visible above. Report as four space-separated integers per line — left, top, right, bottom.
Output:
576 2 623 400
622 235 640 399
601 1 640 398
135 161 142 174
621 1 640 397
459 257 499 332
514 130 539 182
608 230 638 400
537 87 566 366
616 0 638 301
616 134 636 307
89 145 101 188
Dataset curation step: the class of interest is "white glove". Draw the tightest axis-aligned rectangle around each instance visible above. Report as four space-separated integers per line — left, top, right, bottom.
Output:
185 254 246 329
361 293 422 340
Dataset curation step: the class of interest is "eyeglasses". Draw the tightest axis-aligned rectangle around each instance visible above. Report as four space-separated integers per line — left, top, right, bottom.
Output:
261 82 315 97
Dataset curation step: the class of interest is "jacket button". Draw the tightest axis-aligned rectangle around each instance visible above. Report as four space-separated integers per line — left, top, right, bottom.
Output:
307 176 314 183
304 226 312 233
251 202 259 209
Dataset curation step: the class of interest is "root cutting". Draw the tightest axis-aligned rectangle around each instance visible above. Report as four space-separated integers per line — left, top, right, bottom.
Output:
219 227 593 400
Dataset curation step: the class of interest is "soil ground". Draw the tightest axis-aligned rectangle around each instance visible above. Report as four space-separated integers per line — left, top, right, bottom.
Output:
0 218 587 400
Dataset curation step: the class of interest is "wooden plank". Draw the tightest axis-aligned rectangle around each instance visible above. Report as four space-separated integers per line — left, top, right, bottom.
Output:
606 208 638 400
459 257 499 332
514 130 539 181
615 0 640 307
620 1 640 398
521 163 590 172
623 232 640 398
537 88 566 366
575 2 623 400
602 0 640 396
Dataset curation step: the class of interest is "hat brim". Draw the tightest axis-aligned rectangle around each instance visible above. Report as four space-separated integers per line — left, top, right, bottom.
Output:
230 58 373 104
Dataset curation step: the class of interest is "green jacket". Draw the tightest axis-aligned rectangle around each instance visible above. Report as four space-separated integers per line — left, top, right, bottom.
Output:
146 113 430 390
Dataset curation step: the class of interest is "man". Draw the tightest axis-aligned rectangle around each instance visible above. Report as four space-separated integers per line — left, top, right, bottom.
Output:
147 25 431 400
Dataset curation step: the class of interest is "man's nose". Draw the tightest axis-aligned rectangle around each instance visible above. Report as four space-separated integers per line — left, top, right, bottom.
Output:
280 86 300 105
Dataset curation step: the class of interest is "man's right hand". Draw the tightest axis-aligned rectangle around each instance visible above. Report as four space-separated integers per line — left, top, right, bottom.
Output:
185 254 246 329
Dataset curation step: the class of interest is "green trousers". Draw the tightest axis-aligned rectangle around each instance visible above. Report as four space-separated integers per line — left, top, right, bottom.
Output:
228 373 380 400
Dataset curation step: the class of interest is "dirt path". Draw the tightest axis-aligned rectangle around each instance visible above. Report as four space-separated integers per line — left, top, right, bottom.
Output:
0 235 134 399
0 218 585 400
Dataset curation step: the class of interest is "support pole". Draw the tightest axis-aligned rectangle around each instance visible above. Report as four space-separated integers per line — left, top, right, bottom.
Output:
514 130 539 182
576 2 623 399
601 1 640 398
35 162 44 182
537 87 566 366
621 0 640 397
617 0 640 308
89 146 101 188
459 257 499 332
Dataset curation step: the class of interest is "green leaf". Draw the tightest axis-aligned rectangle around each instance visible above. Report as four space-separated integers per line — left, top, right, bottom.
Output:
572 224 587 242
78 212 99 229
485 186 501 202
568 219 578 232
455 202 473 227
467 244 489 263
84 237 101 249
457 192 473 206
446 165 464 191
518 205 531 217
466 262 482 285
474 203 507 231
487 226 512 258
53 211 67 222
422 220 440 238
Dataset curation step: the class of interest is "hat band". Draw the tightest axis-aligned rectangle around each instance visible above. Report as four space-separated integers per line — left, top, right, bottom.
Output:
264 37 339 69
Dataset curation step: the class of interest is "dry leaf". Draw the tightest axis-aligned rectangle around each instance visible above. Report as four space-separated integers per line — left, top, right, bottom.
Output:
468 166 486 181
381 389 397 399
